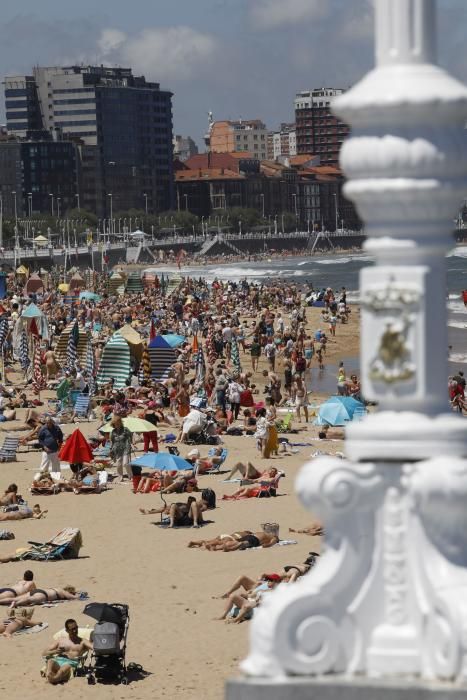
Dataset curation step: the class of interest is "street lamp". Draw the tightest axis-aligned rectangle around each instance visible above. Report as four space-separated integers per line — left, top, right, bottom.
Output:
28 193 32 218
49 193 54 216
57 197 61 219
143 193 148 215
333 193 339 232
11 191 18 250
108 193 113 235
75 193 80 210
260 193 265 218
184 194 188 211
274 214 278 235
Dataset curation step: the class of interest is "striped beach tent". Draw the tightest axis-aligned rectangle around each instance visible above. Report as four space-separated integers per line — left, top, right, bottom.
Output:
96 332 131 389
55 322 89 369
108 272 125 296
148 335 176 381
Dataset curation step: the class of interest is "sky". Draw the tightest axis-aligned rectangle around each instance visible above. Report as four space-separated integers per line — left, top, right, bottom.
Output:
1 0 467 146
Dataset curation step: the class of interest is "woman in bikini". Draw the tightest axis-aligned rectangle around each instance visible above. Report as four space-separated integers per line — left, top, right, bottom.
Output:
1 585 81 607
0 607 40 637
0 484 22 507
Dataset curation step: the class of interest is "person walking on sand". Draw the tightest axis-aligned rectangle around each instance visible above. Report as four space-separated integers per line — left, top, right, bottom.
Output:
294 374 309 423
38 417 63 474
109 415 133 481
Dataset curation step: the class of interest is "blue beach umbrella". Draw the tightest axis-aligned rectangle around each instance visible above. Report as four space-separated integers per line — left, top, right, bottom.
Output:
161 334 185 348
315 395 365 427
130 452 193 471
80 291 101 302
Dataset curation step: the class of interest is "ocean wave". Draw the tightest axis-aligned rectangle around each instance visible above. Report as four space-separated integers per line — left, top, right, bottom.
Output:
448 300 467 314
448 320 467 329
315 255 373 265
449 352 467 364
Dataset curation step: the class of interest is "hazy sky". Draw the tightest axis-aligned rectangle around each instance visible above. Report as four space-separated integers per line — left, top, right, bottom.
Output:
1 0 467 145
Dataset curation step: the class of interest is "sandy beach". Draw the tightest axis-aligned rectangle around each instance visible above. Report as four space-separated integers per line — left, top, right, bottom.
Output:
0 301 358 699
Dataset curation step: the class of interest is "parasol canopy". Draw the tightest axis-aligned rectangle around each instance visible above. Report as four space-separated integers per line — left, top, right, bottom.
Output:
59 428 93 464
130 452 193 471
99 417 158 434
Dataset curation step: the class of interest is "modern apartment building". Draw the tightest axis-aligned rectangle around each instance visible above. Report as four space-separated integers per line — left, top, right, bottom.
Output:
4 65 175 216
267 123 297 160
209 119 268 160
294 88 350 165
0 137 78 218
173 134 198 162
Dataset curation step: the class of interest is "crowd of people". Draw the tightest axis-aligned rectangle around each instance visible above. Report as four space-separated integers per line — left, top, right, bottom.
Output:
0 265 360 684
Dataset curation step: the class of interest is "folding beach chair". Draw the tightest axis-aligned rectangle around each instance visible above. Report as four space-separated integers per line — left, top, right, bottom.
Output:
256 471 284 498
276 413 293 433
19 527 83 561
0 436 20 462
73 394 90 420
204 447 228 474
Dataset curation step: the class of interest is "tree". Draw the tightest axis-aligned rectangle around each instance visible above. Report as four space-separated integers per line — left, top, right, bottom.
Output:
64 208 98 226
225 207 262 233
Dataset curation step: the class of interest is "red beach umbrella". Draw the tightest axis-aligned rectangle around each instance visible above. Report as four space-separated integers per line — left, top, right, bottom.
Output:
59 428 94 464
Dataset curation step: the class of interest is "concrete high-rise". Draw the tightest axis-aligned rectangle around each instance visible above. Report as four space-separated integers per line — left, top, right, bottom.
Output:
294 88 350 165
209 119 269 160
4 65 175 216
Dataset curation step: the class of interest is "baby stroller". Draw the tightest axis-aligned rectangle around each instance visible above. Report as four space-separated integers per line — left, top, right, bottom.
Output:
83 603 129 684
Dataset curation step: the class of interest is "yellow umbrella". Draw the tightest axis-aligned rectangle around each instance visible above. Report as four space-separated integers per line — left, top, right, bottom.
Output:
58 283 69 292
99 417 157 434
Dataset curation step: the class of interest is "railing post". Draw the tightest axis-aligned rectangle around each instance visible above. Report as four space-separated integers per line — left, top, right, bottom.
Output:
227 0 467 694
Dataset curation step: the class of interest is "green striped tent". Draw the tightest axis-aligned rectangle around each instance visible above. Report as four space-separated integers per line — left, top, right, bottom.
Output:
96 332 131 388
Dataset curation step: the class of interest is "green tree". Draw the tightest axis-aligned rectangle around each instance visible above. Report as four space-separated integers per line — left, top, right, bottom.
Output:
225 207 262 233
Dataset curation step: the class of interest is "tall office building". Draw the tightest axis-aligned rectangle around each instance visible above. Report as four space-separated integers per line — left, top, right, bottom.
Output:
4 66 175 216
267 123 297 160
294 88 350 165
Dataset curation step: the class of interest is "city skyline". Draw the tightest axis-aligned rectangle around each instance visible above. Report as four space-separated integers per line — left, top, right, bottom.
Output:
1 0 466 146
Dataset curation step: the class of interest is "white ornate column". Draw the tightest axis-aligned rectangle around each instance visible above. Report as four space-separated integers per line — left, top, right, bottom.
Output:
228 1 467 694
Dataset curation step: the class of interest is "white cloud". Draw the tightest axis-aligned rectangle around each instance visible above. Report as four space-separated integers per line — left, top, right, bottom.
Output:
96 26 218 81
249 0 328 30
98 28 126 55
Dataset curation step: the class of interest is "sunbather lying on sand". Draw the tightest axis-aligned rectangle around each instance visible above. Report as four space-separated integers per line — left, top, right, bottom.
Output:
0 504 47 521
289 522 324 536
1 585 82 607
0 570 36 600
222 468 282 500
140 490 215 528
224 461 266 482
216 573 281 623
188 530 278 551
0 607 40 637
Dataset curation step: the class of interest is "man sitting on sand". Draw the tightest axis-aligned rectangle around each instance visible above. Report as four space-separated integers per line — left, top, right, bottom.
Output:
0 570 36 600
43 618 93 684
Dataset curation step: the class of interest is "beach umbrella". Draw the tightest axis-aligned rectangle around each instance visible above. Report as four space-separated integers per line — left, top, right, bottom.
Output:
32 341 46 395
231 334 241 375
130 452 193 471
58 283 69 293
162 334 186 348
139 345 151 382
19 329 30 370
59 428 94 464
99 416 159 434
315 396 365 426
83 602 123 625
79 291 101 302
206 326 217 365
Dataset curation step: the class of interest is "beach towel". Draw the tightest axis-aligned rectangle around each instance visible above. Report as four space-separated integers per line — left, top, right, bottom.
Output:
14 621 49 635
247 539 298 550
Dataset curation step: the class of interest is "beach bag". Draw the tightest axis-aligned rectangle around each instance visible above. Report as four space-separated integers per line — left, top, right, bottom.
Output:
93 622 120 655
